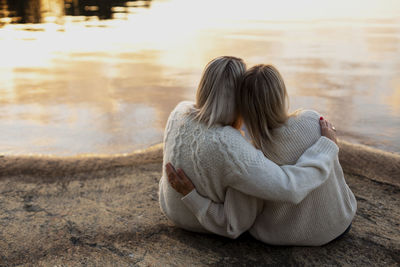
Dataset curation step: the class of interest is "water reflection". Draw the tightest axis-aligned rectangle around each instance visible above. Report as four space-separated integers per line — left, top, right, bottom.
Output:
0 0 399 155
0 0 151 24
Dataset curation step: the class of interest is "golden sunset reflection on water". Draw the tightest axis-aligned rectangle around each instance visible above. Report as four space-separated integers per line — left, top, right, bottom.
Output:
0 0 399 154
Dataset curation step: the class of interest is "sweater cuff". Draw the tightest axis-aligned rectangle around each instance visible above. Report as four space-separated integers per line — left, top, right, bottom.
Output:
313 136 339 155
181 189 211 215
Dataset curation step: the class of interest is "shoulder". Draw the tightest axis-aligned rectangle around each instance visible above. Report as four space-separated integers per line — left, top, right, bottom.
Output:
265 109 323 164
287 109 321 129
276 109 322 142
167 101 196 123
176 100 195 109
173 101 196 115
293 109 321 121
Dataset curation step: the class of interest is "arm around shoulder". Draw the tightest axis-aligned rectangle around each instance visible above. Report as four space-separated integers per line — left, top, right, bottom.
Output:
227 136 339 204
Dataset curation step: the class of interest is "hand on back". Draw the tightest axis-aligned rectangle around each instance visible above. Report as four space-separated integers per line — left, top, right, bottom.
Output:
165 163 194 196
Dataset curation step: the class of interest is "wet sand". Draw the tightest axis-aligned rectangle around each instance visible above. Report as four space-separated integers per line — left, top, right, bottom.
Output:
0 141 399 266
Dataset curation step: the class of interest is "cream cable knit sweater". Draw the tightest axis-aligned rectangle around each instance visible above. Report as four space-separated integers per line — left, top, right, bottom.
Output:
181 109 357 246
159 101 339 237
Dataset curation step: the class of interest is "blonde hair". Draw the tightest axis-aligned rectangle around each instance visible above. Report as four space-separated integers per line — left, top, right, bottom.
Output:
238 64 289 155
194 56 246 127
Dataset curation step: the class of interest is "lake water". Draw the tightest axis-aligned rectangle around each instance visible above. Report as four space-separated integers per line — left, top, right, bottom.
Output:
0 0 400 155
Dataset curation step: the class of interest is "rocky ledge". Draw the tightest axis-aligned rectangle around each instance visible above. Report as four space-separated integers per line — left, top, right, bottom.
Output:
0 141 399 266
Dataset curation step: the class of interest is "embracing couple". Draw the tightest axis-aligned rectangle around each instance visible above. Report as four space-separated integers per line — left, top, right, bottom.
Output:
159 56 357 246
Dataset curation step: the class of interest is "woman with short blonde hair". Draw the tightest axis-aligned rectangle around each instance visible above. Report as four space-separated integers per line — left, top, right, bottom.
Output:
194 56 246 127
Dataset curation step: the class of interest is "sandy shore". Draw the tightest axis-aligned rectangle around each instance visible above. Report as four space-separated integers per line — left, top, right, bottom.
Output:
0 141 399 266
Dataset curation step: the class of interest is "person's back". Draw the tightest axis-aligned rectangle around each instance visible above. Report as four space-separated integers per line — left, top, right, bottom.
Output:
249 109 357 245
159 56 247 232
160 101 230 232
159 102 268 232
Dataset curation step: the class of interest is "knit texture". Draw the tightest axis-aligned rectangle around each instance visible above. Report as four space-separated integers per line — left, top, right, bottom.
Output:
159 102 340 238
249 110 357 245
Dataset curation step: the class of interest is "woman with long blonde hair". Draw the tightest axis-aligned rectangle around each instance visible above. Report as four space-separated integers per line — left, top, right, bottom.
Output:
165 64 356 245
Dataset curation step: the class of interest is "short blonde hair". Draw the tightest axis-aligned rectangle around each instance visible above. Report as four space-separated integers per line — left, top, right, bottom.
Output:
194 56 246 127
238 64 289 155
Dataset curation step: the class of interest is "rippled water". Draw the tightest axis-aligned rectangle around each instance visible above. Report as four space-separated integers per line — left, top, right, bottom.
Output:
0 0 399 155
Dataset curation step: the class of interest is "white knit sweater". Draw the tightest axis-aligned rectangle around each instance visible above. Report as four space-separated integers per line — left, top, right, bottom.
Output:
159 101 340 239
179 108 357 246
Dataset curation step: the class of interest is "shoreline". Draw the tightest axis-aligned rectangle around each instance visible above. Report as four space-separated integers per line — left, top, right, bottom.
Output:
0 132 399 158
1 140 399 186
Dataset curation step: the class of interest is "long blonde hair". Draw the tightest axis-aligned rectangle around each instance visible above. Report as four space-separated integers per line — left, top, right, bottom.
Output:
237 64 289 155
194 56 246 127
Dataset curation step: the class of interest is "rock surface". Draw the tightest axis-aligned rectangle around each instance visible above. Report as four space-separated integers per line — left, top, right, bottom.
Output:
0 141 399 266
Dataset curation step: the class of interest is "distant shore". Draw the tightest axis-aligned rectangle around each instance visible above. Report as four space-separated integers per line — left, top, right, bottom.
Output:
0 141 399 265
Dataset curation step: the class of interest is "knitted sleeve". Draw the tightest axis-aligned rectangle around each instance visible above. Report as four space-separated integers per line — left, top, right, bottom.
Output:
221 129 339 204
181 187 263 239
